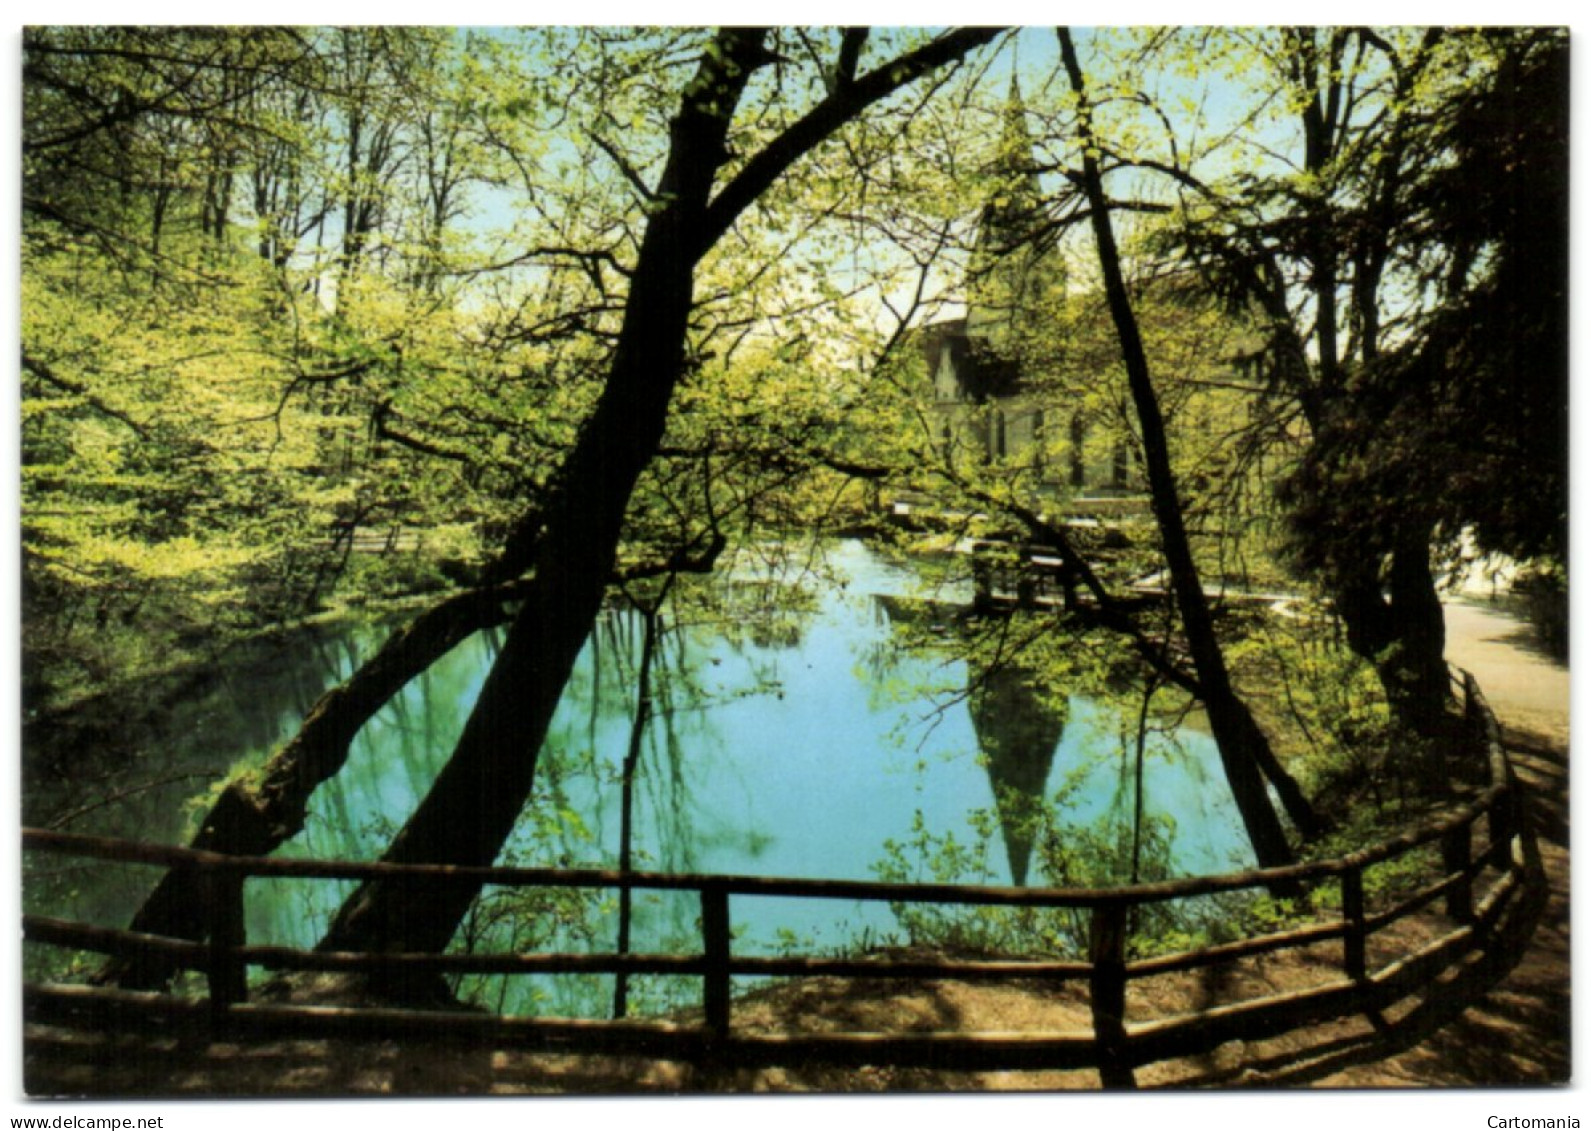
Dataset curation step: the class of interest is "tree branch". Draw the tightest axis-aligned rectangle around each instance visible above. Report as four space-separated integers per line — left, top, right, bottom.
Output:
699 27 1002 255
833 27 869 91
590 132 658 204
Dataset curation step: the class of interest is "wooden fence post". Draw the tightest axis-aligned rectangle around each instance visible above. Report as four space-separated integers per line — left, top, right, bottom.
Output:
1442 820 1473 923
1341 867 1366 983
205 865 247 1022
1488 793 1516 872
701 887 731 1043
1088 902 1134 1089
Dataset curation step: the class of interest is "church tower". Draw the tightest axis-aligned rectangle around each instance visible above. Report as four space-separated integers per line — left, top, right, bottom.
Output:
922 66 1065 473
966 71 1064 360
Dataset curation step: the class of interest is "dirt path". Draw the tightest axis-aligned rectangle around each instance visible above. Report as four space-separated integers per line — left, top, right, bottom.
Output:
1444 598 1570 747
1295 597 1569 1086
23 600 1571 1095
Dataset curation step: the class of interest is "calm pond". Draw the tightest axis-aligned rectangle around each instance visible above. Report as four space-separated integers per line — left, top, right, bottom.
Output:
25 540 1255 1015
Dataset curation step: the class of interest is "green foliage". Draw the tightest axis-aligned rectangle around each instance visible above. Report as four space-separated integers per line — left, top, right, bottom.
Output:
1512 562 1568 660
22 27 1025 718
873 776 1202 959
1274 30 1567 581
1226 604 1487 824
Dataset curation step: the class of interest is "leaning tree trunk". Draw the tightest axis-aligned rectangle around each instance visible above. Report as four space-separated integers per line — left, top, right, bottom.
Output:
95 26 1002 989
315 30 768 963
950 483 1321 838
317 27 1005 968
97 579 529 989
1060 29 1295 868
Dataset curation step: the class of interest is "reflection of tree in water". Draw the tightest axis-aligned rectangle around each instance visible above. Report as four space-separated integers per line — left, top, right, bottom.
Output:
862 595 962 704
24 617 447 982
458 584 818 1017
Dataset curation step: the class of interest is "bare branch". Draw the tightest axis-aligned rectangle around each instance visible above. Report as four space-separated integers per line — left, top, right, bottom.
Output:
701 28 1003 254
589 132 658 204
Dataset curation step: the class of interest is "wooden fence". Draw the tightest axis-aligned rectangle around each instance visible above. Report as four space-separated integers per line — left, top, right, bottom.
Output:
22 671 1545 1087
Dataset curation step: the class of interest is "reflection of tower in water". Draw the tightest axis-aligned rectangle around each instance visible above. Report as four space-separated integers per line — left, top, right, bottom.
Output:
965 663 1066 886
872 595 1069 888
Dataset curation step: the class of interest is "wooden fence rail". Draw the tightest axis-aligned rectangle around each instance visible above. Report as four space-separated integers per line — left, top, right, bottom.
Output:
22 671 1544 1088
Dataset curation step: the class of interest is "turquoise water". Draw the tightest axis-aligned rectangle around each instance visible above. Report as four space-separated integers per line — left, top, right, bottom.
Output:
26 541 1254 1013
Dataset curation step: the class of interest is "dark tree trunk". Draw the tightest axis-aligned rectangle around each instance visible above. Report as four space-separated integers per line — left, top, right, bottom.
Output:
613 597 663 1019
1332 521 1449 736
98 580 528 988
317 29 770 963
91 27 1002 990
1384 524 1450 728
1060 29 1296 868
1284 29 1450 739
317 27 1004 968
944 482 1321 838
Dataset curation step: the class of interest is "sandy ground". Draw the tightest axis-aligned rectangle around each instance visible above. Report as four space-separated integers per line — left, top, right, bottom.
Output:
1443 598 1570 747
22 598 1571 1095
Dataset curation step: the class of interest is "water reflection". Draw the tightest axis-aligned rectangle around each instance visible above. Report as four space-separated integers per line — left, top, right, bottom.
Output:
967 664 1067 887
25 541 1254 1013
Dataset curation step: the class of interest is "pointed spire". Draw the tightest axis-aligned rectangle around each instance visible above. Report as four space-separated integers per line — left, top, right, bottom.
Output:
966 664 1067 887
1001 61 1028 159
978 66 1042 257
967 60 1059 346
